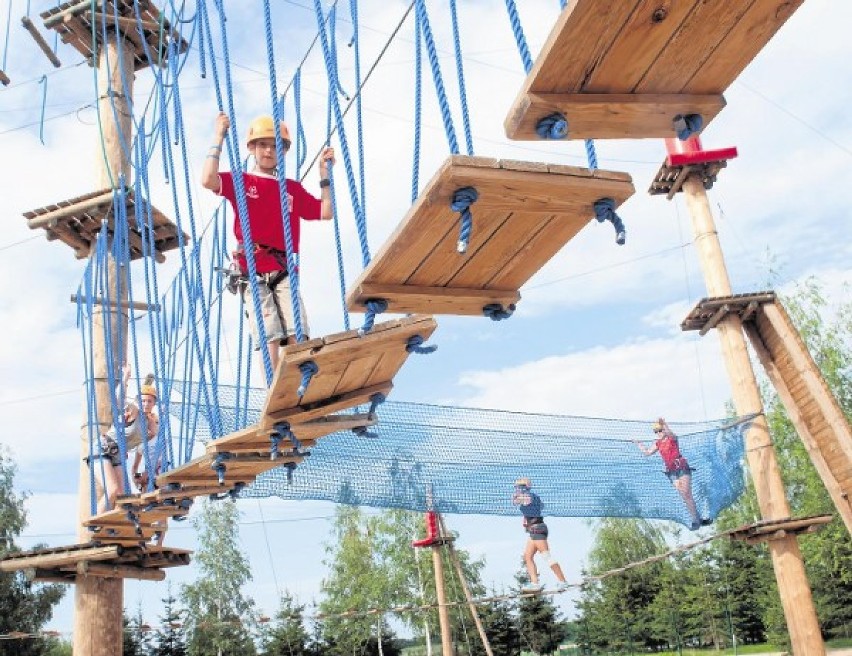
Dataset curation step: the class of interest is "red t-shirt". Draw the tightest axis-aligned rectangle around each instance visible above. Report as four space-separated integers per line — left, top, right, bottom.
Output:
656 433 683 471
218 171 321 274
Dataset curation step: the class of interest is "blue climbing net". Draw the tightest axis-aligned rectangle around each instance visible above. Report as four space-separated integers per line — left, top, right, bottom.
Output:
174 383 749 529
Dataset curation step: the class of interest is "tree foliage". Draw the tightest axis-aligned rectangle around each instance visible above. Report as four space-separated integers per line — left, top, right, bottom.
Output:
0 447 66 656
182 499 257 656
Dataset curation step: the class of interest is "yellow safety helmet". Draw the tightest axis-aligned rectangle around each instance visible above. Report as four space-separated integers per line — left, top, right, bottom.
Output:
515 477 531 488
245 115 291 147
140 374 157 400
652 420 665 433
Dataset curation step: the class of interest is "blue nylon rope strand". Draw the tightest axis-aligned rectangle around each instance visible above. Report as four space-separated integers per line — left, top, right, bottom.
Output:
1 0 12 70
452 187 479 253
328 5 350 101
349 0 367 217
414 0 459 155
312 0 371 270
411 15 422 203
593 197 627 246
261 0 306 343
294 70 307 178
327 167 351 331
448 0 473 155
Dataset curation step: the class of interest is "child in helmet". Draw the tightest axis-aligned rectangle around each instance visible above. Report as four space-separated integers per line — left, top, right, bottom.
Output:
633 417 709 530
90 366 159 513
511 478 569 593
201 112 336 375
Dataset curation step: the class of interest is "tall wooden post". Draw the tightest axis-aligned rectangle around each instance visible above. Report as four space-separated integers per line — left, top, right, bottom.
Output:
431 523 455 656
681 174 825 655
73 31 135 656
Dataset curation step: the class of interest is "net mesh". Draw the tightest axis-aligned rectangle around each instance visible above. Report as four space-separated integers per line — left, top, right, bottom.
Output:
173 383 748 528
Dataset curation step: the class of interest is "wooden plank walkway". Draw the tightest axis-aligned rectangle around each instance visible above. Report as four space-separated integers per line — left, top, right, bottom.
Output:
347 156 634 316
505 0 804 140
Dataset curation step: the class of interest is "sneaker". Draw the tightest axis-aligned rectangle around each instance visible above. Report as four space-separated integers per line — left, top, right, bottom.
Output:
521 583 544 594
689 520 701 531
701 518 713 526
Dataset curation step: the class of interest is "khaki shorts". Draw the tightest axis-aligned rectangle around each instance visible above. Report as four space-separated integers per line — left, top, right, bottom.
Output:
242 273 309 347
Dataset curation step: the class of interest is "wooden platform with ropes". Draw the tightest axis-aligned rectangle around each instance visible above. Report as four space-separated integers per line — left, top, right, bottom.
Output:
23 188 184 261
346 156 634 317
0 543 190 583
728 514 835 545
505 0 803 141
41 0 187 70
683 292 852 535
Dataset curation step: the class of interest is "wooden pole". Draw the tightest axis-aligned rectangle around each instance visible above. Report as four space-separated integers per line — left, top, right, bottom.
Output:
74 30 136 656
440 516 493 656
681 174 824 655
431 524 455 656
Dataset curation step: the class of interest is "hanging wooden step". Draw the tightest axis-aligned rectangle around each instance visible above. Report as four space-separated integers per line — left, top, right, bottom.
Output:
0 543 191 582
261 315 437 425
23 187 185 261
156 452 303 491
505 0 803 140
683 292 852 535
346 156 633 316
207 413 378 456
40 0 187 70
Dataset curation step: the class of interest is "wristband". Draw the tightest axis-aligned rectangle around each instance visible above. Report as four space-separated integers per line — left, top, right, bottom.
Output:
319 178 331 188
210 144 222 151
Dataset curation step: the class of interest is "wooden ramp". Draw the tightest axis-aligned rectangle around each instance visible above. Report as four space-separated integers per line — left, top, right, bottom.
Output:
0 543 190 583
505 0 803 140
346 156 634 316
683 292 852 535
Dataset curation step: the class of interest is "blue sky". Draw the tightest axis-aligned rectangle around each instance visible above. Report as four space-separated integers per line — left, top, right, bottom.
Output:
1 0 851 640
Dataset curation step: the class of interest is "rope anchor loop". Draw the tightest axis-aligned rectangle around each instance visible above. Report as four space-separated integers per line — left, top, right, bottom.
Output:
673 113 703 141
593 197 626 246
368 392 386 418
535 112 569 140
296 361 319 398
451 186 479 254
482 303 515 321
406 334 437 355
359 299 388 336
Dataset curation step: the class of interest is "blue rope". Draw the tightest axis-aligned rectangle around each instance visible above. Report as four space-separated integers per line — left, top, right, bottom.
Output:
451 186 479 253
328 5 350 101
483 303 515 321
406 335 437 355
674 113 703 141
349 0 367 216
293 69 307 178
1 0 11 70
297 361 319 398
411 14 422 203
448 0 474 155
414 0 460 154
593 197 626 245
359 298 388 335
327 165 350 332
535 113 568 139
368 392 386 417
261 1 306 345
37 76 47 144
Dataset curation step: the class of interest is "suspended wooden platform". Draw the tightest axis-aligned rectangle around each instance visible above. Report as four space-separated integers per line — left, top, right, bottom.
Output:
41 0 187 70
505 0 803 141
262 315 437 424
729 514 834 545
0 543 190 582
346 156 634 316
157 451 304 491
23 187 184 261
683 292 852 535
649 146 739 199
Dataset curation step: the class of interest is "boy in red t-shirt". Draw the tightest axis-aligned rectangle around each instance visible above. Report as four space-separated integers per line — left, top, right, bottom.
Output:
201 112 335 374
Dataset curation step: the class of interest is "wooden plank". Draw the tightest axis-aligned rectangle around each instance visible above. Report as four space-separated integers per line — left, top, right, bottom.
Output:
264 382 393 427
0 545 120 572
348 283 519 317
636 2 752 93
685 0 805 93
582 0 697 93
505 92 725 141
77 561 165 581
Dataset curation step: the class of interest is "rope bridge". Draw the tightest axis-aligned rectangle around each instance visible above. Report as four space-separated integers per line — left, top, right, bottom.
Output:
174 384 749 528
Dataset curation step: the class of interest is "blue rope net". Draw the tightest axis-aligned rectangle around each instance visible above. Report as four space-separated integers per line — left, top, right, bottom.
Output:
173 384 749 529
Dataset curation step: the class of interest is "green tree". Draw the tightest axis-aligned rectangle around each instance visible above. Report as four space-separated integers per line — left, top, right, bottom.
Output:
259 592 310 656
124 607 152 656
182 499 257 656
469 593 519 656
515 568 563 655
152 585 187 656
0 447 66 656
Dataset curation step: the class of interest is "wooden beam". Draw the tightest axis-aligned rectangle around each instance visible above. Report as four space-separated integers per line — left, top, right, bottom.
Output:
77 561 166 581
26 191 115 229
21 17 62 67
0 545 120 572
699 303 729 336
43 0 95 28
0 69 9 86
347 283 519 317
71 294 160 312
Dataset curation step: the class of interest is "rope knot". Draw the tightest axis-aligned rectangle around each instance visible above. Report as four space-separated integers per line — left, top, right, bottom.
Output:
297 361 319 398
535 113 569 139
593 197 626 246
359 298 388 335
673 113 703 141
406 334 437 355
368 392 386 417
451 187 479 253
482 303 515 321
